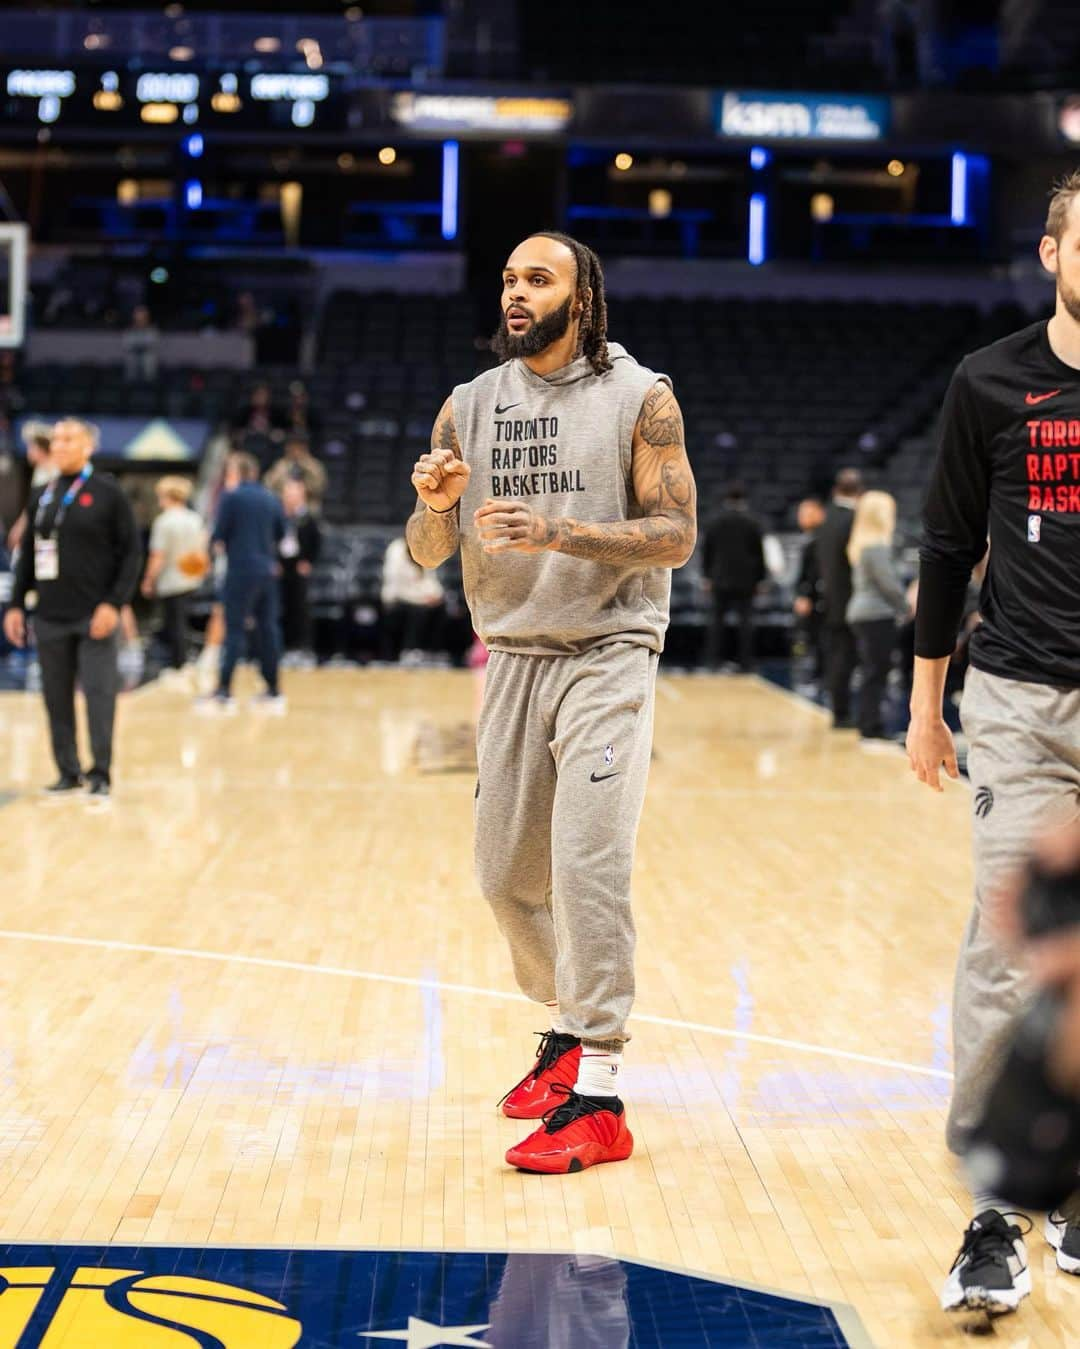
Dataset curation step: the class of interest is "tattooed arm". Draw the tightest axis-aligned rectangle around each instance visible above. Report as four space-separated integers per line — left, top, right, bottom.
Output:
406 394 470 569
474 381 697 567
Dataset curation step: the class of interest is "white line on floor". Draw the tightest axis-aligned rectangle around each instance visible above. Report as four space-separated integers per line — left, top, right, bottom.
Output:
0 927 953 1081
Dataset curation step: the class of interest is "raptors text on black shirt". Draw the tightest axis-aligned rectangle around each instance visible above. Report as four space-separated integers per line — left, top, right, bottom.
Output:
916 320 1080 687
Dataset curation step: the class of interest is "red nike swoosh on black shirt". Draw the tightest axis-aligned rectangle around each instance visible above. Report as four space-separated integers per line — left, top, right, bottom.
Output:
1025 389 1062 405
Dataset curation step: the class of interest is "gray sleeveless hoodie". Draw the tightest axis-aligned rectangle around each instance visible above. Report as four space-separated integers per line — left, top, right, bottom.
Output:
451 341 672 656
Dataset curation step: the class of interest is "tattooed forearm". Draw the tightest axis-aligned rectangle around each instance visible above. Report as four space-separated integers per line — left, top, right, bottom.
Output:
406 393 463 567
548 514 693 567
406 499 460 568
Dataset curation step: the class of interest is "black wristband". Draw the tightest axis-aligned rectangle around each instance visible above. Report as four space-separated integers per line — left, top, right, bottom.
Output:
427 501 458 515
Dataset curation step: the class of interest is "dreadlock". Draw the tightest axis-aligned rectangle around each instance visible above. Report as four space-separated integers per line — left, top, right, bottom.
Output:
527 231 613 376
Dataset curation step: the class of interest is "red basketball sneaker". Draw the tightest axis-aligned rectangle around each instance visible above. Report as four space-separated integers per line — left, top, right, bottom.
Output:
505 1086 633 1174
499 1030 582 1119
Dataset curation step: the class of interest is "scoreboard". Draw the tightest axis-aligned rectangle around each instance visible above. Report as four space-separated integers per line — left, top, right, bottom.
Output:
1 66 347 134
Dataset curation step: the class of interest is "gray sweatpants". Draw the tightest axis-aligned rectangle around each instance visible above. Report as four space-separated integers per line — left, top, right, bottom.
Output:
947 666 1080 1154
474 641 658 1050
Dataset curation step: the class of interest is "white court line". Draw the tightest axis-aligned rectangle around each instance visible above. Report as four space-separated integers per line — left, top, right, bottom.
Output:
0 927 953 1082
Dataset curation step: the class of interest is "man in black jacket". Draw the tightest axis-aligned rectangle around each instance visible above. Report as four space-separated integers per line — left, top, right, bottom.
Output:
2 419 141 797
793 496 826 684
701 482 766 672
815 467 863 727
278 476 321 661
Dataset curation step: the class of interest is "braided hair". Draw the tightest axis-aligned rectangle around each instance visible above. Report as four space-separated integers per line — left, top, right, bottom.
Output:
527 231 613 376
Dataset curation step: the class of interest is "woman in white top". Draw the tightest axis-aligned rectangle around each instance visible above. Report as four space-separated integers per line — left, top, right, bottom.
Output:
381 534 445 665
141 475 208 669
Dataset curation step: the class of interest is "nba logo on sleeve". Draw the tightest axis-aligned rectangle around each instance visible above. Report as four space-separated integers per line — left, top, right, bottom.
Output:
1027 514 1042 543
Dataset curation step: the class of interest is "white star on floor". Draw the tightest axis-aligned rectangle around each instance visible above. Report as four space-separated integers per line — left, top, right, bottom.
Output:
358 1317 492 1349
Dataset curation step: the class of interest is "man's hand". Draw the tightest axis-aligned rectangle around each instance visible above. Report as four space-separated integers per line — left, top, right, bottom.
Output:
793 596 812 618
89 603 120 640
2 607 25 648
905 713 960 792
140 578 155 599
411 447 471 515
297 561 312 577
474 500 556 555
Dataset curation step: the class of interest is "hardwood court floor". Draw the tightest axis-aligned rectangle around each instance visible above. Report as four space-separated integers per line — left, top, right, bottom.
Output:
0 667 1076 1348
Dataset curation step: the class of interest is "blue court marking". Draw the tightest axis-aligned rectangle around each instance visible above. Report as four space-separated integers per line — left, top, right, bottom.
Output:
0 1244 872 1347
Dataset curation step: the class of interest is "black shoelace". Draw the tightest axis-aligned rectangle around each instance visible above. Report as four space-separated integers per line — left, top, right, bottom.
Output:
541 1084 620 1135
950 1212 1032 1275
496 1030 578 1107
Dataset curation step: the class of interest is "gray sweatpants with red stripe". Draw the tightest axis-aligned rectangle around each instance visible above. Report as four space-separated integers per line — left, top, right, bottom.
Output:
474 641 658 1050
947 666 1080 1154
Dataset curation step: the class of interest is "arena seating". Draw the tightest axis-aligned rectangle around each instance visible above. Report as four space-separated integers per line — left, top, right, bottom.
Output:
10 287 1037 664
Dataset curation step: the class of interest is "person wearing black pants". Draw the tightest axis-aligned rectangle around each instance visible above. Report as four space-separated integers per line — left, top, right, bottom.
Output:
211 451 285 709
846 490 910 740
277 477 320 659
701 482 766 672
3 419 141 797
816 467 864 727
141 475 207 670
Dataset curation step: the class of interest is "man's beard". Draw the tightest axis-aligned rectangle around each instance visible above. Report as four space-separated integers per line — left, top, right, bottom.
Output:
1060 273 1080 325
491 296 574 361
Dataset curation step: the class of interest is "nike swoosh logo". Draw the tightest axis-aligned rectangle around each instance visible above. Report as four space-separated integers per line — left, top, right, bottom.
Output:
1025 389 1062 405
495 403 521 415
589 771 621 783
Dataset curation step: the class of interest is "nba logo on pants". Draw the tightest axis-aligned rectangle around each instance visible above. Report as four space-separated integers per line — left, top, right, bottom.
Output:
1028 514 1042 543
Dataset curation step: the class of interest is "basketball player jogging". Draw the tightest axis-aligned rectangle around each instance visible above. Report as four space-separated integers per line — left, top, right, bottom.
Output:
907 173 1080 1316
406 232 697 1174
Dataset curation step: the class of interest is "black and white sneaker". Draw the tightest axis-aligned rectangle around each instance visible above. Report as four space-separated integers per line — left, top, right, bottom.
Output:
1046 1206 1080 1275
42 774 83 796
85 774 110 799
942 1210 1032 1314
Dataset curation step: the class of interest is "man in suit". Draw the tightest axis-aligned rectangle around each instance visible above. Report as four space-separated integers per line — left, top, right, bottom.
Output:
702 481 766 672
815 467 863 727
793 496 826 685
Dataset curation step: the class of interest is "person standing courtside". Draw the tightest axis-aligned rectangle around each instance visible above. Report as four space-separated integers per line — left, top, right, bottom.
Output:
792 496 826 686
406 231 697 1174
701 481 766 672
2 419 140 797
816 467 863 728
210 451 285 711
907 171 1080 1316
845 490 911 743
141 476 208 671
277 477 320 663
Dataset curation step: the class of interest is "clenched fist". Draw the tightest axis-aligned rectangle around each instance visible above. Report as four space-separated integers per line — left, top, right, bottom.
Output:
412 447 471 515
475 500 557 555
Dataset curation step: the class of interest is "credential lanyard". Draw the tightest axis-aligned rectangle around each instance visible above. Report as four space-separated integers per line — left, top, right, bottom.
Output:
35 464 93 538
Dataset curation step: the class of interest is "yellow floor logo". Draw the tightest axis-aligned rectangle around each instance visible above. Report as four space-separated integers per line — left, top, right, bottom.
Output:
0 1266 302 1346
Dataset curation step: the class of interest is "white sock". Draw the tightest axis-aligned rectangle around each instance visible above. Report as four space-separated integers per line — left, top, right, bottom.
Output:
544 1000 567 1035
574 1048 622 1098
972 1194 1015 1223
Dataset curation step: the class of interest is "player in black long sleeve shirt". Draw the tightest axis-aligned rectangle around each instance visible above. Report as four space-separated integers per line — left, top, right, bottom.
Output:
2 419 141 795
910 177 1080 1318
916 323 1080 689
